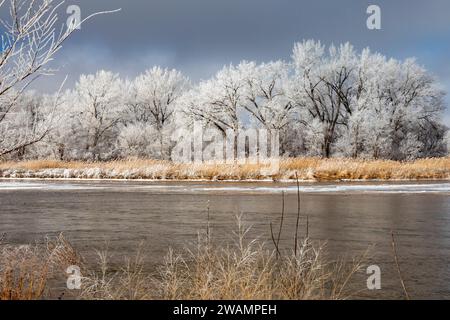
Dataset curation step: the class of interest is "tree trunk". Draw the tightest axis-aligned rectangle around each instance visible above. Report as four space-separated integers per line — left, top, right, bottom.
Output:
159 130 164 160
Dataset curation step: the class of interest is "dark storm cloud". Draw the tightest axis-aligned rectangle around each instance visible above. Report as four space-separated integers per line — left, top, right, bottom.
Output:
5 0 450 122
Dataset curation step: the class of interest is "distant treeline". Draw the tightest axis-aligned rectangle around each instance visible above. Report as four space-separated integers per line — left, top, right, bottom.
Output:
1 41 448 161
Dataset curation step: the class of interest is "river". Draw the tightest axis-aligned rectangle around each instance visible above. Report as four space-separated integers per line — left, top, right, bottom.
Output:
0 180 449 299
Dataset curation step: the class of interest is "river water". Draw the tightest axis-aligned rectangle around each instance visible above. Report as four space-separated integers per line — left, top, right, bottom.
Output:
0 180 449 299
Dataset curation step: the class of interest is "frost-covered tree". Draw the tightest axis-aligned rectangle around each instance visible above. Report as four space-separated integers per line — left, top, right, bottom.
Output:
239 61 293 130
67 71 125 160
185 65 244 133
377 58 446 159
290 40 358 157
180 64 246 160
0 89 68 160
124 67 189 159
0 0 117 157
290 40 447 159
0 90 43 159
338 50 446 159
116 122 159 159
41 90 82 160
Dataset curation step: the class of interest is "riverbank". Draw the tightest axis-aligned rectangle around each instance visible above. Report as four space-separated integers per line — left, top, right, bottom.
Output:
0 158 449 181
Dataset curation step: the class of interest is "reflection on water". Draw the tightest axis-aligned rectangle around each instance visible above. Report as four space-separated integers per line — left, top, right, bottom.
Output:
0 180 449 299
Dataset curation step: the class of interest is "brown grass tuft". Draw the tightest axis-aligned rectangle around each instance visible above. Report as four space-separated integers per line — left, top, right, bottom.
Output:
0 234 82 300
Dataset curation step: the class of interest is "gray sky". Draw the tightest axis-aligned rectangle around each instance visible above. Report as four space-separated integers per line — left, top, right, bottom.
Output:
23 0 450 125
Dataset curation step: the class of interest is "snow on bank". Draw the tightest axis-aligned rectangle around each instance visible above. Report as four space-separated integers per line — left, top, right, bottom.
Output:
190 183 450 194
0 180 449 194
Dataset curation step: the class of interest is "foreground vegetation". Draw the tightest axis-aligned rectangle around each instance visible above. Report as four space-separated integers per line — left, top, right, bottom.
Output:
0 218 366 300
0 157 449 181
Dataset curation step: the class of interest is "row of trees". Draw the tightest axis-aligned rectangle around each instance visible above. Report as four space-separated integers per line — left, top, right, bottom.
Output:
1 41 449 161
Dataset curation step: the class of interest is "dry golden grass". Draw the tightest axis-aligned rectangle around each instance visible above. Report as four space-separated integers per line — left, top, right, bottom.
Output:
0 157 449 181
0 221 366 300
0 234 82 300
75 186 367 300
282 157 450 181
79 243 153 300
154 217 366 300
